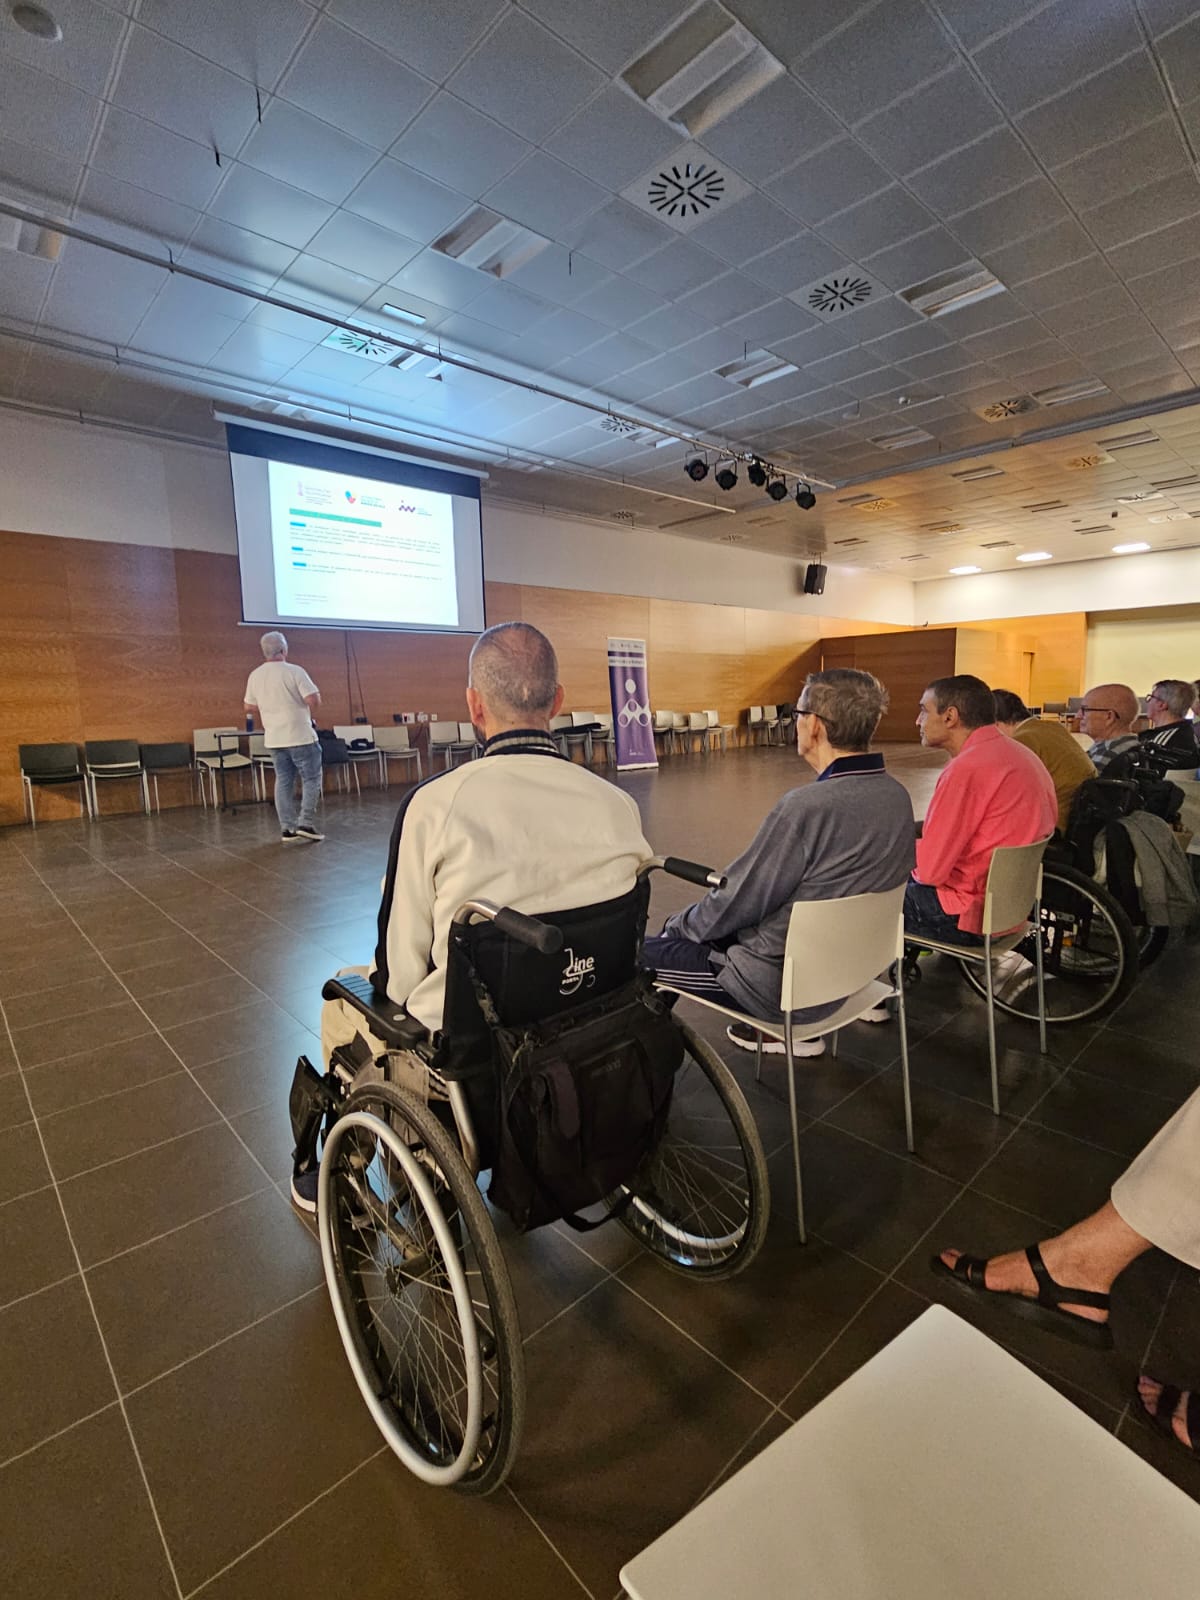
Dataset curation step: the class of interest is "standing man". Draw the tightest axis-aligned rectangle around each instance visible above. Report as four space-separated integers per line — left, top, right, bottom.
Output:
244 631 324 843
1140 679 1200 773
1079 682 1142 773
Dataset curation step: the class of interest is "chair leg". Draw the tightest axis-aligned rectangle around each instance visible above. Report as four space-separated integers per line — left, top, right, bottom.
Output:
23 776 35 827
141 772 151 815
830 1029 839 1059
896 960 914 1153
984 938 1000 1116
1033 896 1047 1056
754 1033 763 1084
784 1013 806 1245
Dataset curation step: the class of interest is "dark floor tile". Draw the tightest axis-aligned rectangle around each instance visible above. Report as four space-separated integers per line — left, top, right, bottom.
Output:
268 982 326 1033
0 951 109 1001
1003 1339 1125 1432
88 1188 321 1392
220 942 346 995
0 1407 176 1599
163 997 315 1068
121 948 237 1000
0 928 93 970
229 1100 297 1183
79 912 182 952
1144 1267 1200 1392
59 1121 270 1267
905 1018 1068 1120
0 1070 30 1131
737 1040 887 1124
970 1120 1127 1232
929 999 1096 1068
1079 1025 1200 1105
0 1186 78 1310
0 1032 17 1077
140 971 261 1029
38 1071 220 1182
1107 981 1198 1047
621 1227 883 1403
0 1121 50 1204
1027 1067 1181 1160
824 1063 1018 1182
20 1032 180 1118
487 1210 608 1338
0 1277 115 1464
106 931 212 974
780 1279 930 1419
193 1040 310 1119
12 1000 152 1070
1117 1409 1200 1507
691 1409 793 1507
781 1121 960 1273
514 1275 773 1597
3 974 130 1032
126 1289 382 1592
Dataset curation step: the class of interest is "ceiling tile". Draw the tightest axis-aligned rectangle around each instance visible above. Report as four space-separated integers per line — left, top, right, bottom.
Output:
141 270 253 326
344 160 470 244
497 243 606 307
1016 52 1171 169
0 57 100 163
182 216 300 289
0 136 81 205
959 315 1047 358
816 292 923 343
895 344 982 380
1060 313 1149 356
570 274 668 328
767 322 852 367
483 152 608 235
520 0 686 73
462 281 555 335
854 65 1005 176
980 217 1095 287
243 299 335 343
817 186 935 262
327 0 506 85
1112 216 1200 282
136 0 315 87
862 226 974 293
0 251 53 324
623 238 727 296
385 248 488 312
240 103 378 204
1081 169 1200 251
304 211 422 281
768 139 891 227
112 25 260 152
971 0 1143 116
76 171 200 252
90 107 224 210
796 0 958 125
866 322 951 363
685 192 803 267
931 0 1052 52
275 254 380 314
718 296 818 350
724 0 876 65
1145 11 1200 106
560 199 675 271
392 93 530 196
1039 283 1139 335
41 240 168 345
0 0 126 96
546 86 680 191
128 302 244 365
527 304 610 354
743 231 849 293
675 272 774 327
947 177 1071 256
279 18 433 150
551 330 657 385
1051 117 1191 212
209 165 335 249
906 128 1040 215
701 75 841 184
1011 254 1121 314
448 11 605 142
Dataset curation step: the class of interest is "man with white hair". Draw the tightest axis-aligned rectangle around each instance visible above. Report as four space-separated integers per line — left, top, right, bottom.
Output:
1140 678 1200 774
244 631 324 843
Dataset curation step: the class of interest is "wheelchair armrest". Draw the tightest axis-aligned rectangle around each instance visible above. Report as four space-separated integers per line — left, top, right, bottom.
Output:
320 974 427 1049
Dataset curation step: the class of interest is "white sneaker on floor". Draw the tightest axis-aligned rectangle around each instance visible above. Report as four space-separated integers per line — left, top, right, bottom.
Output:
726 1022 825 1058
860 1005 892 1024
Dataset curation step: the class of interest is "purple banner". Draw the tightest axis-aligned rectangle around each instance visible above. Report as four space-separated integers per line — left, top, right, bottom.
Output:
608 637 658 771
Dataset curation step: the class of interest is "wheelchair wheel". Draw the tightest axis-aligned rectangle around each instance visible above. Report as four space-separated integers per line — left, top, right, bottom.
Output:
957 862 1138 1025
614 1019 769 1278
318 1082 523 1495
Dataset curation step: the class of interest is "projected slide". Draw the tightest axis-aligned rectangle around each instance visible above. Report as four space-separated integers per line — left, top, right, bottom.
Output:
269 461 459 628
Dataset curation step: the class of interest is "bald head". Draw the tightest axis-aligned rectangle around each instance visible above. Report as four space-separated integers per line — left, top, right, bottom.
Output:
1083 682 1138 734
467 622 561 730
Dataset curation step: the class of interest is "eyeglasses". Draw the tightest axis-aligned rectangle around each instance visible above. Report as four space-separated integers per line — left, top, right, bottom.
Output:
1146 692 1166 705
1079 705 1117 715
795 702 822 719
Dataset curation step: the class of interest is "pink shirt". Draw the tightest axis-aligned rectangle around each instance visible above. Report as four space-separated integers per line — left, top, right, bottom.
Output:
916 725 1057 934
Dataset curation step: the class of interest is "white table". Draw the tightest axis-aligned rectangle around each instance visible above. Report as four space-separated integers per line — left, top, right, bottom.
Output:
620 1306 1200 1600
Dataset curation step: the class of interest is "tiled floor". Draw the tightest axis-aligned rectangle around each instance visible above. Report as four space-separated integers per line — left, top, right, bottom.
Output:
1 743 1198 1598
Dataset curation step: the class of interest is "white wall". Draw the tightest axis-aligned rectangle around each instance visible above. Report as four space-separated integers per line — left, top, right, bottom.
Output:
1086 605 1200 687
916 547 1200 623
0 408 917 622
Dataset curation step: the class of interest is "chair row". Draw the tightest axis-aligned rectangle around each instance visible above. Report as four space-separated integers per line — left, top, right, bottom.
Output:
650 711 739 755
746 704 796 745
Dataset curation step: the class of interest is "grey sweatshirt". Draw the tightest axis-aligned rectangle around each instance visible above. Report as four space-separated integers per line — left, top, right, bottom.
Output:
662 753 916 1018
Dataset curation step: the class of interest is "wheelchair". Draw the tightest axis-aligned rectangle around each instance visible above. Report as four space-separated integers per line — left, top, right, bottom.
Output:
302 858 769 1496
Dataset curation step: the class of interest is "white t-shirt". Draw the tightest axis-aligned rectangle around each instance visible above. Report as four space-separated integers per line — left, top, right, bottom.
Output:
244 660 319 749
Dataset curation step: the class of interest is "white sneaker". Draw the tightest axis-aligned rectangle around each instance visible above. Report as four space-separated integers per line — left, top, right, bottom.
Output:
860 1005 892 1024
726 1022 825 1058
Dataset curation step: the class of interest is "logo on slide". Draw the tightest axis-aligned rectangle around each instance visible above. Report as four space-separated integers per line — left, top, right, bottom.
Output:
344 490 356 504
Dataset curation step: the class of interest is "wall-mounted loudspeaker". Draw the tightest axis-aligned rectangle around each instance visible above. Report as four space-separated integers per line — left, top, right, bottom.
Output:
804 562 827 596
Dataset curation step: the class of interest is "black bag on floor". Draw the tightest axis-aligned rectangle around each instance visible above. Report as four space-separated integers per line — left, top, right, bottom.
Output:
487 976 682 1233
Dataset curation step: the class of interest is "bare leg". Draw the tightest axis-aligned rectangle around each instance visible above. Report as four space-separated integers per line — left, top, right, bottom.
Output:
939 1200 1152 1324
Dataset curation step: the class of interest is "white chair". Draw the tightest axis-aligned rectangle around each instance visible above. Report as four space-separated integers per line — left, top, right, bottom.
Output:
429 721 473 770
652 710 677 755
373 725 423 786
333 725 386 788
904 838 1051 1115
591 712 616 765
456 721 480 760
568 710 600 764
762 704 784 744
747 706 770 746
657 885 911 1243
248 732 274 802
549 712 573 757
684 711 710 753
704 709 736 752
193 727 253 806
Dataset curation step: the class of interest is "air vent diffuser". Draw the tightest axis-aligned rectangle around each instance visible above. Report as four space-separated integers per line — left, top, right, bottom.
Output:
321 329 405 363
793 267 887 321
622 143 750 233
596 416 644 438
856 497 897 512
975 395 1038 422
1063 453 1112 470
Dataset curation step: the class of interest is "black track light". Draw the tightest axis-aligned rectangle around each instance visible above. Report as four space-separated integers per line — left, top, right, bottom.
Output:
795 484 817 510
685 455 709 482
766 477 789 502
714 460 738 491
746 458 767 488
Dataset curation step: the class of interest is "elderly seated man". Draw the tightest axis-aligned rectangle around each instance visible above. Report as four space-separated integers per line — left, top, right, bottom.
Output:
297 621 651 1211
1078 682 1142 773
993 689 1094 833
1140 678 1200 773
642 668 915 1061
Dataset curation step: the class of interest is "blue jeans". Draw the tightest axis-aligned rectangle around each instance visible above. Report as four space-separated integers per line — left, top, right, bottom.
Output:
904 879 984 948
271 742 322 831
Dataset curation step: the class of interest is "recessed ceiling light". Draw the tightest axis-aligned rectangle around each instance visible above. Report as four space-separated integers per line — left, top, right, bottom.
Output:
10 3 61 41
899 263 1005 319
1112 542 1151 554
1016 551 1053 562
949 565 982 575
381 303 427 326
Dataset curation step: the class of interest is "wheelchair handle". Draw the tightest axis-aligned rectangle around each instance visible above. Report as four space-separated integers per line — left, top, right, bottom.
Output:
492 907 564 955
661 856 727 890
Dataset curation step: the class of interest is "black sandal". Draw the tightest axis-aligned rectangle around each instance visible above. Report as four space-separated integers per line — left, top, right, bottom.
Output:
930 1243 1114 1350
1138 1380 1200 1457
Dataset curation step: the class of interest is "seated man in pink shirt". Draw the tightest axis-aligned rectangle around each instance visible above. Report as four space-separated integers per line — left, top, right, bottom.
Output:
908 674 1057 947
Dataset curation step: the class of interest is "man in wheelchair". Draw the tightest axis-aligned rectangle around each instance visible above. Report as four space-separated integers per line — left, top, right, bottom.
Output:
293 621 651 1211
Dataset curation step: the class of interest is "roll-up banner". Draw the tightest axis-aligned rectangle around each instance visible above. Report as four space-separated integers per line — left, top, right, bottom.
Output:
607 637 658 771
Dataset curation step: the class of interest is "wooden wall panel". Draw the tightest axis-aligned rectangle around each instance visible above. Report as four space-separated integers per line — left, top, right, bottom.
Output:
953 628 1030 702
821 629 958 739
953 613 1087 705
